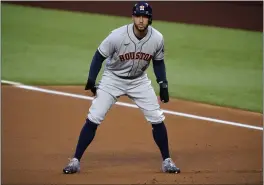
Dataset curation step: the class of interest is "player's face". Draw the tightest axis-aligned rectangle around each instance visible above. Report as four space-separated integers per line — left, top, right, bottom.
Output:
133 15 149 32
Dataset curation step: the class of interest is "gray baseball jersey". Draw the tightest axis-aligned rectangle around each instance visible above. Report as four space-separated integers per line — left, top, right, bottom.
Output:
98 23 165 78
88 23 165 125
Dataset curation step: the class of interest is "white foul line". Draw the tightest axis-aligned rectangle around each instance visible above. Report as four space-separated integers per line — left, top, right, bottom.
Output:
1 80 263 131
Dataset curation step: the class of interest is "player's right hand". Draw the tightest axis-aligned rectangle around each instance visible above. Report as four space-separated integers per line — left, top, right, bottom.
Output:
85 79 97 96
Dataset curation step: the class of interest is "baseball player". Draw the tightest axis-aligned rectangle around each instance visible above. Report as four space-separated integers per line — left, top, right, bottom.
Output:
63 1 180 174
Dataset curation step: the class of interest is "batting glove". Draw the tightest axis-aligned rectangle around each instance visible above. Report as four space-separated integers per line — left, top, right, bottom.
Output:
85 79 97 96
159 81 169 103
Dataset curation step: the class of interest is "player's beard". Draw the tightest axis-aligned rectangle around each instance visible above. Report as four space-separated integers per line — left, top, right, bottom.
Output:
134 23 148 33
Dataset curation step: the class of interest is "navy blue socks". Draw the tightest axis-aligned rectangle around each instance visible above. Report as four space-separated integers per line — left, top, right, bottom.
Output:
152 122 170 160
73 119 170 162
74 118 98 161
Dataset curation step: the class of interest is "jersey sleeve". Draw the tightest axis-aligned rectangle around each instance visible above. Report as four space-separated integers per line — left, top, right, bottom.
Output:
97 32 116 58
153 37 165 61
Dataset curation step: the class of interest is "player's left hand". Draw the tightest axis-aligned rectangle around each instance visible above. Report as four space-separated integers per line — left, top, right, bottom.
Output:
85 79 97 96
159 81 169 103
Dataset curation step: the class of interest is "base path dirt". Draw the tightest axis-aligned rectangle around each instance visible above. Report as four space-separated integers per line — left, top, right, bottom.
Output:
2 85 263 184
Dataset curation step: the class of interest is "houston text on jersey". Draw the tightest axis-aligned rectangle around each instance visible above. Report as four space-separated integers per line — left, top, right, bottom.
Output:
119 52 153 62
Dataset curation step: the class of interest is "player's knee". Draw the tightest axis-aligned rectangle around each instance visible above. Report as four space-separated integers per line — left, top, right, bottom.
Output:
145 110 165 124
87 113 104 125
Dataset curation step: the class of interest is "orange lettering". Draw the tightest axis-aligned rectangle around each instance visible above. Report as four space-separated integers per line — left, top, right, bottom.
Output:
119 55 125 61
144 54 149 61
136 52 141 59
125 53 130 60
129 52 135 59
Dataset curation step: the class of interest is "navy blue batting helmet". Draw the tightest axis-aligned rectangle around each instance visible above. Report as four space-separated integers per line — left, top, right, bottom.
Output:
132 1 153 25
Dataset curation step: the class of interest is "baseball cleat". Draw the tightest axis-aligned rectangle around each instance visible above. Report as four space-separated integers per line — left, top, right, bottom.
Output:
162 158 181 173
63 158 80 174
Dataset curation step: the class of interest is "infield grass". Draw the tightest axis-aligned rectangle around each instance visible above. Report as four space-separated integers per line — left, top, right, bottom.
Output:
2 4 263 112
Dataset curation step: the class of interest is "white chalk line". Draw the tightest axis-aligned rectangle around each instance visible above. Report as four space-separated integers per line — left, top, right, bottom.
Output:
1 80 263 131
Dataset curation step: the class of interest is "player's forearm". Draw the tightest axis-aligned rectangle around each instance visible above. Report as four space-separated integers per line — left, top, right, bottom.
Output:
88 50 106 82
152 59 167 83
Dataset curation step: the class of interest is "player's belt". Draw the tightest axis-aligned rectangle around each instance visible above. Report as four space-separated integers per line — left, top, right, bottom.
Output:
116 74 143 80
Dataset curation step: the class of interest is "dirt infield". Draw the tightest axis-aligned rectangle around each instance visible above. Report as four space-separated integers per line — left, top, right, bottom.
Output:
2 85 263 184
5 1 263 31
